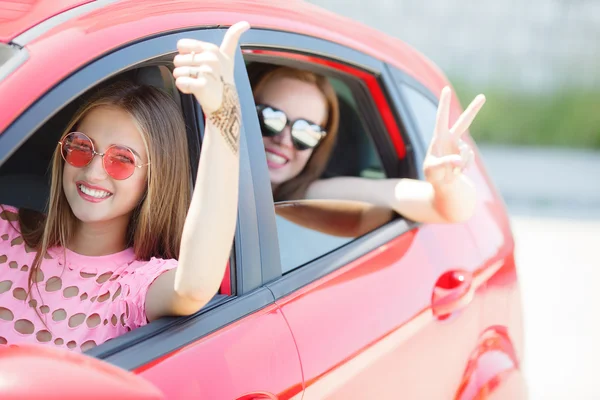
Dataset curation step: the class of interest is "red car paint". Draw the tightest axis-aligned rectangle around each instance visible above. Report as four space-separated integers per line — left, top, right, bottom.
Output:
0 1 525 399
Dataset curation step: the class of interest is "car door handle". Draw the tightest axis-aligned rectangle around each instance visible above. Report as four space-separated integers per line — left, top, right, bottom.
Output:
431 269 475 318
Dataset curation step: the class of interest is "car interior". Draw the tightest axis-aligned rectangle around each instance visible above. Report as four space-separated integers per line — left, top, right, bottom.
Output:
245 60 386 182
0 62 200 212
0 58 393 273
0 59 387 212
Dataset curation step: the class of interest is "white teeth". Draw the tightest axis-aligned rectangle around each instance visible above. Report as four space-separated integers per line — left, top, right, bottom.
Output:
266 151 287 165
79 184 111 199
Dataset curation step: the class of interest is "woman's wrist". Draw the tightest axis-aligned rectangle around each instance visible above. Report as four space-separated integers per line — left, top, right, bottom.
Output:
206 80 241 155
431 175 476 223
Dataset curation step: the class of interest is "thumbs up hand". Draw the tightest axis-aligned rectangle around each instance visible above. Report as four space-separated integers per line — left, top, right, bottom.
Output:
173 22 250 114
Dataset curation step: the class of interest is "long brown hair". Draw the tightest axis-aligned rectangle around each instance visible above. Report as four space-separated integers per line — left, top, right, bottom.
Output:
19 81 191 299
250 65 340 201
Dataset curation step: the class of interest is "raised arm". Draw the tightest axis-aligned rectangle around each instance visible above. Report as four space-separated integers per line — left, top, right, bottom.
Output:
146 22 249 321
306 87 485 224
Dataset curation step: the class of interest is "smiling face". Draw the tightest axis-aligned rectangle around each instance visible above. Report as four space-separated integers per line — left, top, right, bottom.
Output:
257 76 329 188
62 106 148 226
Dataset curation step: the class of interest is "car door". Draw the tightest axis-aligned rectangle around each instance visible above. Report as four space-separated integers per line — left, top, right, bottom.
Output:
240 29 484 399
0 13 303 399
390 74 526 398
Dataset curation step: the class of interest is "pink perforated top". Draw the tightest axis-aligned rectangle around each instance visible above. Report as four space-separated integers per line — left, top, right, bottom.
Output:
0 205 177 352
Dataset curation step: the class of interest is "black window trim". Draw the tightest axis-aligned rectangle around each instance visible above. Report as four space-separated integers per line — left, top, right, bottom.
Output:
0 28 274 368
382 63 441 173
239 29 421 297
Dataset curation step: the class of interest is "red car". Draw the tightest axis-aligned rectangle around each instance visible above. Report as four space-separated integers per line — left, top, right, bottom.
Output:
0 1 526 399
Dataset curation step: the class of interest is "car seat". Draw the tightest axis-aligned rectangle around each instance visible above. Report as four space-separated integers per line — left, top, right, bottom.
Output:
321 95 383 179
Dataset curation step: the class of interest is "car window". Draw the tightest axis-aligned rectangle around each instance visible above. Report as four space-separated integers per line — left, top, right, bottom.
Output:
0 65 196 210
245 59 405 274
326 77 386 180
399 83 438 146
276 215 352 269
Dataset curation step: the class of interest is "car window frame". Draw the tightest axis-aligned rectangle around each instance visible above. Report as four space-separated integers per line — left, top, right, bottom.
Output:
239 29 423 299
0 27 275 370
382 65 441 174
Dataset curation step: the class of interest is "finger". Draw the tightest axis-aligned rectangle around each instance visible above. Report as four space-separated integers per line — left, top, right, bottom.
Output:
433 86 451 139
176 76 224 113
219 21 250 59
425 154 464 184
177 39 220 55
175 76 208 94
173 64 221 80
174 51 220 67
458 140 474 169
451 94 486 138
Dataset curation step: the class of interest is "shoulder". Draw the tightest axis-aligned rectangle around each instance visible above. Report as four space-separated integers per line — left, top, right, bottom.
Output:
129 257 178 277
117 257 179 326
0 205 21 237
119 257 178 292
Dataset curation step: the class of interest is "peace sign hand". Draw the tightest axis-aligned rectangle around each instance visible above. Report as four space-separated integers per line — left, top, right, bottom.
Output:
423 87 486 186
172 22 250 114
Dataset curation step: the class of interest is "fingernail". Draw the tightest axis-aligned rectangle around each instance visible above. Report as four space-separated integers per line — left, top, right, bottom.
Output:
453 167 461 175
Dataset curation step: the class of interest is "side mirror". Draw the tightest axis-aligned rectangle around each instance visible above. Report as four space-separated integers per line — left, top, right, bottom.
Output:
0 344 163 399
274 199 395 237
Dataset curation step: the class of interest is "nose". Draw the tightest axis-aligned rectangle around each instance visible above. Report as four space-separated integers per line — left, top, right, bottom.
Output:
271 126 294 149
84 153 108 182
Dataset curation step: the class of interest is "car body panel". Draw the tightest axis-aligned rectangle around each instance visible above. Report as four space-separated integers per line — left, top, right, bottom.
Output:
276 222 489 399
135 304 303 400
0 0 92 43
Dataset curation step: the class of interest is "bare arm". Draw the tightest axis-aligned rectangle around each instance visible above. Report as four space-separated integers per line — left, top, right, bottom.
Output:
305 175 475 224
146 23 248 321
306 86 485 225
275 199 395 237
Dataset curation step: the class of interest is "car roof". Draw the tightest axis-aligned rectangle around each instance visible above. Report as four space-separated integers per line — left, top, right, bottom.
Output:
1 0 445 88
0 0 92 43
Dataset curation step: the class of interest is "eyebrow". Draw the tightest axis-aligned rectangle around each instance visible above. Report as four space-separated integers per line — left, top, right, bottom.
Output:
76 129 144 160
109 142 144 160
104 142 142 159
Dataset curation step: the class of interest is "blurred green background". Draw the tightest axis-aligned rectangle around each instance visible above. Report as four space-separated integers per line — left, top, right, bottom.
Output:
452 82 600 149
306 0 600 150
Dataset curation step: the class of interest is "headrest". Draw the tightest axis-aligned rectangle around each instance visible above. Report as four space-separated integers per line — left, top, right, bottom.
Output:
130 66 182 109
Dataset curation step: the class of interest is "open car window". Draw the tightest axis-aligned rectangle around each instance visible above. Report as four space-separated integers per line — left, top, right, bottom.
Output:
243 53 416 274
0 63 200 213
0 45 241 358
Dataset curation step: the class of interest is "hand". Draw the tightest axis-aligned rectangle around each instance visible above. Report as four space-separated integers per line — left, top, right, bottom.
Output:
172 22 250 114
423 87 485 186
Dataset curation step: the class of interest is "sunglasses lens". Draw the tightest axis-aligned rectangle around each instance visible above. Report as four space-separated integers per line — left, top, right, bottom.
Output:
62 132 93 167
104 146 136 180
291 120 325 151
258 106 287 136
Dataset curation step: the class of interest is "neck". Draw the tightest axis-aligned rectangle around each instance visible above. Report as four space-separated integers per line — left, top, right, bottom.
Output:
271 181 279 194
69 216 130 256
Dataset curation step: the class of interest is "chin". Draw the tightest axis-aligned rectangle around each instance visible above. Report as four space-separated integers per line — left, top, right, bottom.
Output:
270 167 303 185
65 195 110 224
269 171 288 186
69 205 110 224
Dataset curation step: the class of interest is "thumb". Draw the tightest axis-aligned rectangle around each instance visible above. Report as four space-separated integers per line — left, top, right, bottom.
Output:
220 21 250 59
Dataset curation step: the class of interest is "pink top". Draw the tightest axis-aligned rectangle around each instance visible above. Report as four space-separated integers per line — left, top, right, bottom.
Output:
0 205 177 352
